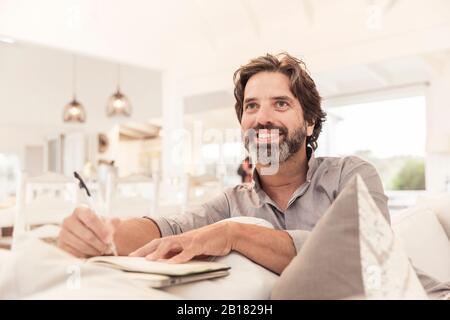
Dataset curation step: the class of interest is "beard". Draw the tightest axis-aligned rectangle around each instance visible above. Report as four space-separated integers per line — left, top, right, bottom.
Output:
244 122 307 165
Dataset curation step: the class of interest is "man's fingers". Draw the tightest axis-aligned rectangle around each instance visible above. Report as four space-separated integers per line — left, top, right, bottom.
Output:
146 239 182 261
167 250 195 264
76 208 111 243
58 239 88 258
59 228 102 257
129 238 161 257
64 215 109 253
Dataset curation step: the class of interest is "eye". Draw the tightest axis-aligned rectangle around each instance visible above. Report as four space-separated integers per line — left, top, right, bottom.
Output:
275 101 289 108
244 103 258 111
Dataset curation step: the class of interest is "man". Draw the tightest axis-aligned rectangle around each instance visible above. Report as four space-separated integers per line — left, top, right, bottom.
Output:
58 53 448 297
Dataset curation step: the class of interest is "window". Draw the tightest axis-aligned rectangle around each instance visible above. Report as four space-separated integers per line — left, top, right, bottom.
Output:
317 96 426 210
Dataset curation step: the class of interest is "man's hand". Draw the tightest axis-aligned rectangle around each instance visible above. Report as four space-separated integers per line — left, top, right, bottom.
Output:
58 206 121 258
129 221 237 263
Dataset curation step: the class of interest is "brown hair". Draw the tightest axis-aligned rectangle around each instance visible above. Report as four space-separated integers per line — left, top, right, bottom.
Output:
233 53 326 150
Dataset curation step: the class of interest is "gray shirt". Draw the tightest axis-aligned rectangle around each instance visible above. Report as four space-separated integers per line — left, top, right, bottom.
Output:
151 151 389 253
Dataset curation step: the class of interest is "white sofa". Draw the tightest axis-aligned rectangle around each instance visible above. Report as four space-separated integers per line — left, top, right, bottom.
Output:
391 193 450 285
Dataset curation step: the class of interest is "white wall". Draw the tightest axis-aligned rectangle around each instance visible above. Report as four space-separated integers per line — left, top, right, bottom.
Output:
0 125 54 170
62 131 86 176
24 145 43 176
0 42 162 171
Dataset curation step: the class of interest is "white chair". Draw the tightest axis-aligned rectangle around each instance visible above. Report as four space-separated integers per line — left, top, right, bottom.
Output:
186 174 223 206
105 173 158 218
12 171 78 246
155 174 190 217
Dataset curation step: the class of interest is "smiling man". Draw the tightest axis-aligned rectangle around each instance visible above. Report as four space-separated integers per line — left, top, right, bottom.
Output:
57 53 447 297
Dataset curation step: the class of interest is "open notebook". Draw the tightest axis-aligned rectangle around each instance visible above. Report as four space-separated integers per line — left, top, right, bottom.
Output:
86 256 230 288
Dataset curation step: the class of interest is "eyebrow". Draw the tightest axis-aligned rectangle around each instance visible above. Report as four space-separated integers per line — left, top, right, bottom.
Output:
243 96 294 104
244 97 258 104
271 96 294 102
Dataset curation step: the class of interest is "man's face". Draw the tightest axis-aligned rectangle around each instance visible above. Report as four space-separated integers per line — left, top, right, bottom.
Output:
241 71 315 165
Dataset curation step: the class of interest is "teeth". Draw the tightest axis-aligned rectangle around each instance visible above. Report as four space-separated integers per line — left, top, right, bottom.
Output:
257 131 280 139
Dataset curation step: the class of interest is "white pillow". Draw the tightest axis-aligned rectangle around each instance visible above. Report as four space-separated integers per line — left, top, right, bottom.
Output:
416 193 450 240
391 207 450 282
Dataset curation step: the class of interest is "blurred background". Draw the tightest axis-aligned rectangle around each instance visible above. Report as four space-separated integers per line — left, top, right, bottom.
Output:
1 0 450 221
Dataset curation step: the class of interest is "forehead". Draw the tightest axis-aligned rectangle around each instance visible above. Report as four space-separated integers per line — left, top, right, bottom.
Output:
244 71 295 99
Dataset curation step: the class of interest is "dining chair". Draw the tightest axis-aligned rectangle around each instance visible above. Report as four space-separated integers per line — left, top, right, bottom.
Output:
11 171 78 248
104 172 158 218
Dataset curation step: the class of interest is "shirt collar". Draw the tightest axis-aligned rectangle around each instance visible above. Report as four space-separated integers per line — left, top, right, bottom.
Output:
252 146 318 191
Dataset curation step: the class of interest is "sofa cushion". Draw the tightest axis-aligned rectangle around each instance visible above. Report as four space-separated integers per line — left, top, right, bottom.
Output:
271 175 426 300
391 207 450 282
416 193 450 240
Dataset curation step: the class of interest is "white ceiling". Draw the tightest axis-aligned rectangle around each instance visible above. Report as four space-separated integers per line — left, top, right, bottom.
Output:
1 0 450 85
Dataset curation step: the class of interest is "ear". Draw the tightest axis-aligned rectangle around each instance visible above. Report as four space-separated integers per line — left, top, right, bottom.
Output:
306 120 315 137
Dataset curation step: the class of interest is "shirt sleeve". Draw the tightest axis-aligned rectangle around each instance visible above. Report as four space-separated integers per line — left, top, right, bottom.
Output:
338 156 390 223
147 192 231 237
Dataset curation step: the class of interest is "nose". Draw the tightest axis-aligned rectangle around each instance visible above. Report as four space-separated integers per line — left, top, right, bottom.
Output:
254 103 274 126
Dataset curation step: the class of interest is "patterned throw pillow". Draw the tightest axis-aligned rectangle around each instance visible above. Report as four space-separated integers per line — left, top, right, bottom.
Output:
271 175 427 300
